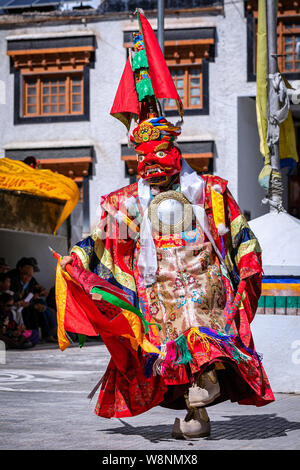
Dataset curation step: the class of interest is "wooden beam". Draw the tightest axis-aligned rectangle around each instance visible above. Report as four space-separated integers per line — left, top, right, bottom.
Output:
39 157 92 164
7 46 95 57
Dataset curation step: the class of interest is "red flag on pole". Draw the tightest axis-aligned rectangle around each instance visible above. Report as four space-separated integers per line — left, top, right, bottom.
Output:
110 57 140 130
137 11 183 116
110 11 183 131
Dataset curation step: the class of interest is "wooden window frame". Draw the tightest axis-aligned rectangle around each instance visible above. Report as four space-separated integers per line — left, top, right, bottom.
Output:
14 65 90 125
165 63 203 111
23 72 84 118
247 7 300 81
8 41 94 125
164 59 209 117
277 20 300 73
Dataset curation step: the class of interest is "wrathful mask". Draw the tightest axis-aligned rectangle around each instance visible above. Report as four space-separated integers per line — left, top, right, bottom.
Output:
136 140 181 185
130 117 182 185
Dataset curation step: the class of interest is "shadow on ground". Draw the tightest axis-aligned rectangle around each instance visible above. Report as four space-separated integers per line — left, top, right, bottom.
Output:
98 414 300 443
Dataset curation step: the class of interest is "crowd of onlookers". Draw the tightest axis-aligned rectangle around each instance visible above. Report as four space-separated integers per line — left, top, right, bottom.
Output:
0 256 57 350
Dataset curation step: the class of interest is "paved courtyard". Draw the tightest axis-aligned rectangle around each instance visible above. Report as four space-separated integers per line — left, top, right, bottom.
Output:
1 341 300 451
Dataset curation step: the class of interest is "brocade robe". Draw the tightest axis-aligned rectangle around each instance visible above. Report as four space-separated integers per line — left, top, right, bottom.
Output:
64 174 274 418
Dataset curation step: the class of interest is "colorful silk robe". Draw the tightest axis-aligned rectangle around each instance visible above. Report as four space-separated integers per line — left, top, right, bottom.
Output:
60 173 274 418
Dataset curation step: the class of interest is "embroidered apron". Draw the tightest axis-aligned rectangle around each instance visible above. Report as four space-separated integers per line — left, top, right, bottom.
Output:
135 225 226 344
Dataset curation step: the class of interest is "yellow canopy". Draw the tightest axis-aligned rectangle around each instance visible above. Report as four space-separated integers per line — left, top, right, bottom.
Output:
0 157 79 234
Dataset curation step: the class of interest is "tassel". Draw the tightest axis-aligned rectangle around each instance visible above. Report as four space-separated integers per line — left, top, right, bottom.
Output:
175 335 193 365
217 223 230 236
199 327 233 345
225 344 251 364
195 327 251 364
220 236 226 259
87 374 104 400
152 355 165 376
235 336 263 363
144 353 159 378
161 340 180 376
164 340 180 363
204 328 251 363
186 328 211 355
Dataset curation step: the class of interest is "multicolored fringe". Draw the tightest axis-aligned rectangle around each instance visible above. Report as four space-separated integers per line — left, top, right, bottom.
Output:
143 326 262 378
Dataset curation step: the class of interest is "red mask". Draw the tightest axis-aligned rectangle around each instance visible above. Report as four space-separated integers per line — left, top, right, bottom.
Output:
136 140 181 184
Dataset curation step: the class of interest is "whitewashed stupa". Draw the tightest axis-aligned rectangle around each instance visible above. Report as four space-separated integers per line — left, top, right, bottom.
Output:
249 211 300 276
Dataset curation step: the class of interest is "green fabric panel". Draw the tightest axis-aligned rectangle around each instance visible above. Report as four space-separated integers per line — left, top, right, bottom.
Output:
258 296 265 308
286 296 298 309
265 296 275 308
132 49 148 72
275 296 286 308
136 77 155 101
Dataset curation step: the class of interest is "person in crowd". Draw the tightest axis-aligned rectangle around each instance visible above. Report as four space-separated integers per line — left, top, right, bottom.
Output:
0 293 39 349
22 298 57 343
0 258 10 274
7 257 47 306
0 273 14 295
46 286 56 311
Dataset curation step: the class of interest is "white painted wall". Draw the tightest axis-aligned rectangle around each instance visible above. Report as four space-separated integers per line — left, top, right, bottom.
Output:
0 3 259 235
251 315 300 393
0 4 298 238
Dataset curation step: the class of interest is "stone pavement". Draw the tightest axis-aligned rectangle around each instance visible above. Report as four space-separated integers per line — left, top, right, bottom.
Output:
0 341 300 451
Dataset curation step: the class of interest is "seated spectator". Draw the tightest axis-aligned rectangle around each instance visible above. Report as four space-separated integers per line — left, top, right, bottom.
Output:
0 273 14 295
46 285 56 311
0 293 39 349
7 257 47 306
22 298 57 343
0 258 10 274
28 257 40 273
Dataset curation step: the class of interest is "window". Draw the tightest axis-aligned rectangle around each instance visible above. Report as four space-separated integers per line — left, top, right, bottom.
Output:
278 21 300 73
247 1 300 80
165 66 203 110
23 74 84 117
123 29 214 115
7 35 95 124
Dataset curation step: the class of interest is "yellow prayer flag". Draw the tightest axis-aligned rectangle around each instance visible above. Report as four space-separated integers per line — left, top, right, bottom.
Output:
256 0 270 162
279 109 299 173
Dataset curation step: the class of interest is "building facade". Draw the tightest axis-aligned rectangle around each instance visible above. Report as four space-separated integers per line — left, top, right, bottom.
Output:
0 0 299 281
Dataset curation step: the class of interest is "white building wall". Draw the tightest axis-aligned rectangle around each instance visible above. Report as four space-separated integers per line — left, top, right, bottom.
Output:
0 3 298 232
0 4 257 234
251 315 300 393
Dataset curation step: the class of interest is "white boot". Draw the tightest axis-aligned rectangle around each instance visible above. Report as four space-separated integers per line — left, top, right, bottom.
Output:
188 369 220 407
172 407 210 439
